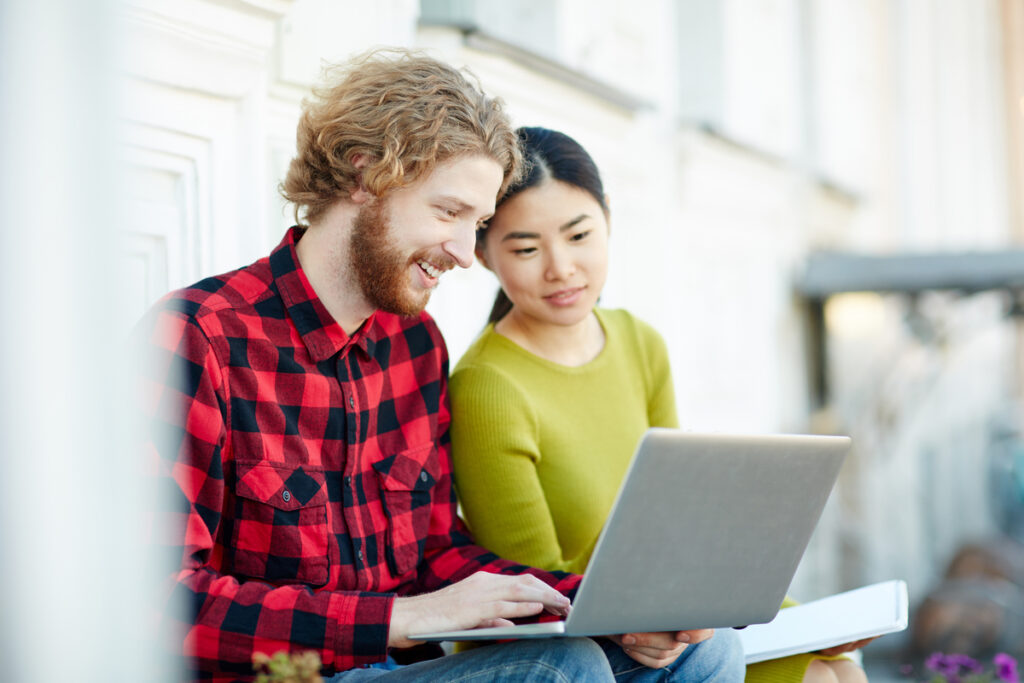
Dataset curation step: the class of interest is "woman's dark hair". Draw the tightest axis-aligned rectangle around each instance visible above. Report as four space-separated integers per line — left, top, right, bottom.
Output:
482 127 608 324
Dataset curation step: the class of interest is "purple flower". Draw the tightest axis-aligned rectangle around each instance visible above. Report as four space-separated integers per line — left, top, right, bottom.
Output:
915 652 1020 683
934 653 963 679
952 654 984 675
927 653 951 674
994 653 1019 683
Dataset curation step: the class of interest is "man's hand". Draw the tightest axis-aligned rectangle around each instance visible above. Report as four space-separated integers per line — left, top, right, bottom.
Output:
816 636 877 657
388 571 572 648
607 629 714 669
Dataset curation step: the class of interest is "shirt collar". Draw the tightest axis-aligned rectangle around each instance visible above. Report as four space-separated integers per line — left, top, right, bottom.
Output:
270 226 378 362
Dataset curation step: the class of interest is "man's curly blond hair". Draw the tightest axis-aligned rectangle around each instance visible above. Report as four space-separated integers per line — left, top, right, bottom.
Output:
280 48 523 226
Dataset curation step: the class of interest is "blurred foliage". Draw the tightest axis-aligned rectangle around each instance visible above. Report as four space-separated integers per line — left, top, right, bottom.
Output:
252 650 323 683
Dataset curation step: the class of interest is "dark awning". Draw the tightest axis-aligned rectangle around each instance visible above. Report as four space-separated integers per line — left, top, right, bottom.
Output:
797 250 1024 298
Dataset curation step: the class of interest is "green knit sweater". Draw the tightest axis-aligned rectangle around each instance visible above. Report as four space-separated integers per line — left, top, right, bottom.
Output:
450 308 677 574
449 307 840 682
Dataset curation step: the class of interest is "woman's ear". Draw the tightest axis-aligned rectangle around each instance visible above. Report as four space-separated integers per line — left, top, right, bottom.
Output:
475 244 492 271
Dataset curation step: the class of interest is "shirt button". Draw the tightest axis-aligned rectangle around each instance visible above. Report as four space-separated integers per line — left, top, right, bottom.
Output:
420 471 428 483
348 396 354 408
356 549 363 561
282 490 291 502
345 475 352 485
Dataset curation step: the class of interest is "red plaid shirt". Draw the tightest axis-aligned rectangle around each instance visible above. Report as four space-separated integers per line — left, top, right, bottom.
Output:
140 227 581 681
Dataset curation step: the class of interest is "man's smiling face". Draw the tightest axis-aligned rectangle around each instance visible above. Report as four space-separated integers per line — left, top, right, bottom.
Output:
349 154 503 316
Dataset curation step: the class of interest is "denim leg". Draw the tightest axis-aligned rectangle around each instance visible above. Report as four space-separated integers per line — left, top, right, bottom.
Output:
326 637 614 682
598 628 745 683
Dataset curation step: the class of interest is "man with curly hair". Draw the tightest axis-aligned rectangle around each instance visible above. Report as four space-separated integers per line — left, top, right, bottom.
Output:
138 48 743 682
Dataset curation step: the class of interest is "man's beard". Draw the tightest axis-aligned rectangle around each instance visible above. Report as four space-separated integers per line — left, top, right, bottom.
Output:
349 198 432 317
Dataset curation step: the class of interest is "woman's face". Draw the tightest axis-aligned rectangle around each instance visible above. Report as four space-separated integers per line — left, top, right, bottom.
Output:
480 179 609 330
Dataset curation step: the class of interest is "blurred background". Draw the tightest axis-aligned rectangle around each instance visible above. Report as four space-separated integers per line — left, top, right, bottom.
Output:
3 0 1022 680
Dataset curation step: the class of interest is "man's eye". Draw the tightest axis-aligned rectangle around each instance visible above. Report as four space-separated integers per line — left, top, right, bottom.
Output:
513 247 537 256
570 230 591 242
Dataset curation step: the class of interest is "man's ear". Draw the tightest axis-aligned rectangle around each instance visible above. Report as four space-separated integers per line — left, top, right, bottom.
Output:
350 153 374 204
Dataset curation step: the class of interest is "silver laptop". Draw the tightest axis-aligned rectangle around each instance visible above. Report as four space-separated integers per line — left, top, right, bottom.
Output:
412 429 851 641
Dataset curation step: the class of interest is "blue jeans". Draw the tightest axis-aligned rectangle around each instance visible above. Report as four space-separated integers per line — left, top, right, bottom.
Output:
327 629 744 682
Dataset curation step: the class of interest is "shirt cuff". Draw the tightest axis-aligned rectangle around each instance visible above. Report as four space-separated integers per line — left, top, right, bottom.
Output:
329 591 395 671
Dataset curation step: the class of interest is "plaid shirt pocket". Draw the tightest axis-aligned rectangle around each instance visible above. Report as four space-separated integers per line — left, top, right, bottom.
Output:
372 444 439 578
230 460 329 585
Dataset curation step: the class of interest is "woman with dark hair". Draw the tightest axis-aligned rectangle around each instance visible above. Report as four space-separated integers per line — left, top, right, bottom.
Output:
449 127 871 683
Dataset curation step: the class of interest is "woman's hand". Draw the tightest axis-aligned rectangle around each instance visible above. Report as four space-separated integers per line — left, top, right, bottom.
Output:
816 636 877 657
608 629 714 668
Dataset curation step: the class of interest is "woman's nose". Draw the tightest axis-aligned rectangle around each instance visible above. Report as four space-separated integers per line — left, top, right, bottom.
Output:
545 246 576 280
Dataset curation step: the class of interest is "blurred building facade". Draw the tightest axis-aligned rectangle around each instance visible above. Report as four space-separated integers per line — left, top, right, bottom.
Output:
119 0 1024 615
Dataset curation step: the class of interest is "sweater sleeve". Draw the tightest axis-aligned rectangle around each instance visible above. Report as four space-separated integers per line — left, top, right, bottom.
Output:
635 316 679 429
449 364 591 574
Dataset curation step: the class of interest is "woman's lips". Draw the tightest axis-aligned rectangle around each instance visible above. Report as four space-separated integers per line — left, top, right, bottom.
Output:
544 286 585 306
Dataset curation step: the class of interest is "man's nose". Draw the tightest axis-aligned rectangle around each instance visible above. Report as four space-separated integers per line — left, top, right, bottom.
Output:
444 221 477 269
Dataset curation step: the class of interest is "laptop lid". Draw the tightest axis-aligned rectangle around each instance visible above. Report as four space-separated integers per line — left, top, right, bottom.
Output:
411 429 850 641
564 429 850 635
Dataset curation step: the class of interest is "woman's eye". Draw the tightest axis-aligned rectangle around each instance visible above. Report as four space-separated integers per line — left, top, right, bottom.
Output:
513 247 537 256
570 230 591 242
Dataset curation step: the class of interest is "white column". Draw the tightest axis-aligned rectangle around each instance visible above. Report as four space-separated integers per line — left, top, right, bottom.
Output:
0 0 172 680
